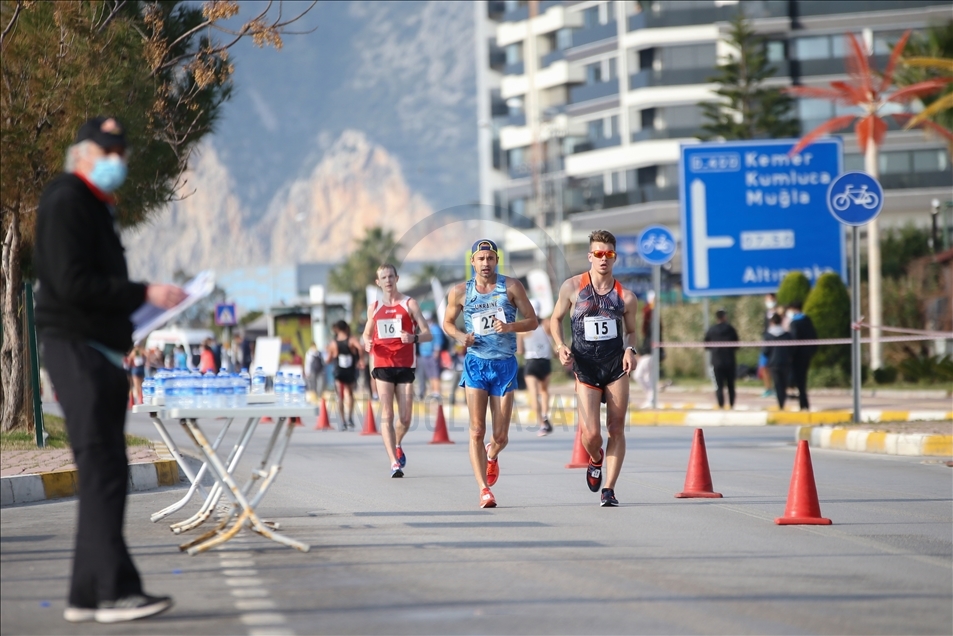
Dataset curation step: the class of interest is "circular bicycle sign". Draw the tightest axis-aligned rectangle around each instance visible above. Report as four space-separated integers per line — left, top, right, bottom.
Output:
826 171 884 226
637 224 676 265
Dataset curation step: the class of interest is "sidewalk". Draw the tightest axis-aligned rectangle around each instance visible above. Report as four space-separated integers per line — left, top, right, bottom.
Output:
0 441 180 506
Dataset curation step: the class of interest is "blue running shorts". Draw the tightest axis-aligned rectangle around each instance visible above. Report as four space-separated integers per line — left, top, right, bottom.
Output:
460 355 518 397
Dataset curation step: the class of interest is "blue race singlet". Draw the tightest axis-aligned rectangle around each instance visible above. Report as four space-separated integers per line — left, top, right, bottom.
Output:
463 276 517 360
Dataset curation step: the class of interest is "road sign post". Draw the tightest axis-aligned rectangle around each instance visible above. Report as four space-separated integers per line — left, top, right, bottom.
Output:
679 139 845 297
637 225 676 409
827 171 884 424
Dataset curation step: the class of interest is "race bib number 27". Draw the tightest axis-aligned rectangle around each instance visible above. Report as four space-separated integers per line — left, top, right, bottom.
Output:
473 308 506 336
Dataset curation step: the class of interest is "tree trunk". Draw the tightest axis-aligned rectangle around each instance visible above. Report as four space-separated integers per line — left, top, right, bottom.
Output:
864 141 883 370
1 208 25 432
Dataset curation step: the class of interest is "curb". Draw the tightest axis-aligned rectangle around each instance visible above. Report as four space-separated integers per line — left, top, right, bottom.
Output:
0 442 181 507
796 425 953 457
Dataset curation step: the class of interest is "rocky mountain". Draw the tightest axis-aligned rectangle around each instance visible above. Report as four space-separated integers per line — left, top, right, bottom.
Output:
125 130 462 282
124 0 477 283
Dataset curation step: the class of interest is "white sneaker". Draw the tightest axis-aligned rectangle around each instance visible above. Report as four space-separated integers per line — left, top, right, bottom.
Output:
64 606 96 622
95 594 173 623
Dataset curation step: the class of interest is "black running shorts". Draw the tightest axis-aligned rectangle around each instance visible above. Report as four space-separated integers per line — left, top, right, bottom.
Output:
524 358 552 380
372 367 416 385
572 350 626 392
334 367 357 385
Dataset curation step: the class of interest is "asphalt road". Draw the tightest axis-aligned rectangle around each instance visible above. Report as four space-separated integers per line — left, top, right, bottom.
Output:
2 413 951 635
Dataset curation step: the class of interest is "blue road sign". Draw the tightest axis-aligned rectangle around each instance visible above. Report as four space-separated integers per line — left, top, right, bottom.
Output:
214 303 237 327
637 225 676 265
679 138 845 297
827 171 884 226
614 235 651 274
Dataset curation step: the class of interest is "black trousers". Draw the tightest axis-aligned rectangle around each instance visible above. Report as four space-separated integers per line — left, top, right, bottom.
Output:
42 337 142 608
771 366 788 410
792 359 810 409
713 364 736 408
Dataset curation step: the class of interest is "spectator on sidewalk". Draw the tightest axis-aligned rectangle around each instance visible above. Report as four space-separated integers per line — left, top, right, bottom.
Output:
758 293 778 397
787 300 818 411
634 290 662 408
35 116 183 623
762 313 793 410
704 309 739 409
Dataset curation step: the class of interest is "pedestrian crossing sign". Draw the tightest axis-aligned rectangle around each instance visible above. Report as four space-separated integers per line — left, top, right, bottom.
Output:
215 303 237 327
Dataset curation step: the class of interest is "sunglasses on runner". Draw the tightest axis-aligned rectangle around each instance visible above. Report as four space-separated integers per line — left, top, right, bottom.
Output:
590 250 616 259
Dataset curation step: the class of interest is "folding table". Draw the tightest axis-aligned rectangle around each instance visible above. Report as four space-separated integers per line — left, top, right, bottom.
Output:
132 400 316 554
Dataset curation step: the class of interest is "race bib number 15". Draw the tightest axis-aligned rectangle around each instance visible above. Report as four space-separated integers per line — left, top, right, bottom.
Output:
584 316 617 341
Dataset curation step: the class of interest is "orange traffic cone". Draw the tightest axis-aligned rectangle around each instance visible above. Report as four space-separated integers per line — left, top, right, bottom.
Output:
775 440 832 525
291 417 303 427
565 424 590 468
675 428 722 498
314 398 332 430
261 416 274 424
430 403 454 444
360 402 379 436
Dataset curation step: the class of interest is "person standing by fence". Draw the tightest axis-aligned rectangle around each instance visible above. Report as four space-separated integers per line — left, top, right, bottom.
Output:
704 309 739 409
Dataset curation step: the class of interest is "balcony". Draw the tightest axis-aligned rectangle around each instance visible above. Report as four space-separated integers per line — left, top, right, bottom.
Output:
502 4 529 22
879 171 953 190
602 186 679 209
793 55 888 78
629 67 716 89
627 1 786 31
571 21 617 48
540 48 565 69
571 135 622 154
504 60 525 76
796 0 944 17
630 127 704 142
569 80 619 104
489 48 506 70
506 111 526 127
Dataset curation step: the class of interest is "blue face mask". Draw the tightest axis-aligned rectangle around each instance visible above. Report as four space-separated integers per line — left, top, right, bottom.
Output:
88 155 127 193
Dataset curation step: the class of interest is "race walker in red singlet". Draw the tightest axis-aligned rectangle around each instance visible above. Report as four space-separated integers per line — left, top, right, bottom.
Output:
369 297 417 385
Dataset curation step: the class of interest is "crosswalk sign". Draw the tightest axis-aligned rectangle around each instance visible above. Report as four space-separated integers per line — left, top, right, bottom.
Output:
214 303 237 327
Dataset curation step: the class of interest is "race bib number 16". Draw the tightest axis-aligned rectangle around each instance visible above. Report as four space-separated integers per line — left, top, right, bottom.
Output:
376 318 400 339
584 316 617 341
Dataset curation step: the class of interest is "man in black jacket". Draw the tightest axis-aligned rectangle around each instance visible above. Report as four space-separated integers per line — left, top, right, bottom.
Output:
762 313 794 410
704 309 740 409
35 117 186 624
787 300 818 410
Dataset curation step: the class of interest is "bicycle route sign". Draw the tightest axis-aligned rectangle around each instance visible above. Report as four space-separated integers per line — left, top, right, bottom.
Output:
637 225 676 266
679 138 845 297
826 171 884 226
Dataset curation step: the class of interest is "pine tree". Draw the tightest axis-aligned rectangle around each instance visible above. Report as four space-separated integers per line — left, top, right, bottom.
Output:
700 14 799 140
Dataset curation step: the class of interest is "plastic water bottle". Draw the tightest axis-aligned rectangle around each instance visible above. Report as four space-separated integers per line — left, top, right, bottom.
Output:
292 374 306 406
251 367 266 395
184 371 201 408
216 369 231 408
142 376 155 405
153 369 168 403
165 371 180 409
274 372 286 405
233 374 248 407
239 368 251 393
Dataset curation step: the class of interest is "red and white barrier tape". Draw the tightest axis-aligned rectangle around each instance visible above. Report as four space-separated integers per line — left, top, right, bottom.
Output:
659 333 953 349
852 321 951 337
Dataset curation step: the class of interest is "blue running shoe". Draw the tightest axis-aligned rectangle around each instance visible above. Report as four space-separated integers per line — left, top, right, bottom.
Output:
396 445 406 468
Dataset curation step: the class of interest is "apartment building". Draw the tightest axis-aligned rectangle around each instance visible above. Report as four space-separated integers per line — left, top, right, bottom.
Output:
474 0 952 277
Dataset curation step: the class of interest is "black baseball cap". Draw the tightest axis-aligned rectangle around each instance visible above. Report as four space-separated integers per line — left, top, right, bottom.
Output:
75 116 127 150
471 238 498 254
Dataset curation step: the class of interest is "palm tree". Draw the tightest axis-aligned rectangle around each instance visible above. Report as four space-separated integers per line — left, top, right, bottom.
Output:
785 31 952 370
895 21 953 143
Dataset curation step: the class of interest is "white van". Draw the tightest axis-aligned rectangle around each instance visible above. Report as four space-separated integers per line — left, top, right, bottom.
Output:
144 328 214 370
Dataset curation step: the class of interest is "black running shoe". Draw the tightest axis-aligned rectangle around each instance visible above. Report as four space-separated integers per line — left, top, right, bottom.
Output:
586 449 604 492
391 463 404 478
600 488 619 507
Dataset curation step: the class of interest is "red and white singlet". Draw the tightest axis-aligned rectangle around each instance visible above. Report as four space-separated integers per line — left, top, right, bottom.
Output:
370 298 417 368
